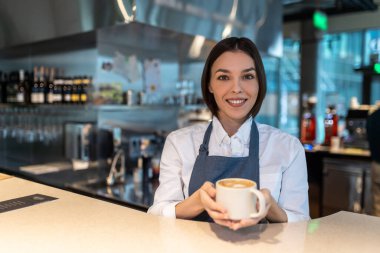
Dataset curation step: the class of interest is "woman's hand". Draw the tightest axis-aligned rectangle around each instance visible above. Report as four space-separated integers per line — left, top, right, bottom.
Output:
227 188 272 231
176 184 287 229
175 181 228 220
198 182 234 227
199 184 279 230
227 188 288 230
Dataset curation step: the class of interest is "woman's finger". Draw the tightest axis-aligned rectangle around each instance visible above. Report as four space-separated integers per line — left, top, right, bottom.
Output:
199 182 227 213
214 218 233 228
200 190 227 213
200 181 216 198
205 207 229 220
229 218 260 231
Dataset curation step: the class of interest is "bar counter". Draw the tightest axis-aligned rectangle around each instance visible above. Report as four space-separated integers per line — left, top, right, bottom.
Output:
1 174 379 253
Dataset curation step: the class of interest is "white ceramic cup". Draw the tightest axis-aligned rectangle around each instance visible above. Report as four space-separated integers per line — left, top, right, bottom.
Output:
216 178 266 220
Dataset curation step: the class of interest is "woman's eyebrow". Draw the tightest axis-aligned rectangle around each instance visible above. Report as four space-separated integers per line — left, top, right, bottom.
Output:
214 67 255 74
242 67 256 73
214 68 229 74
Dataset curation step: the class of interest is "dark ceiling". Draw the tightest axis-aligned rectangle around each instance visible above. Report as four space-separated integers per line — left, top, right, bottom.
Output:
283 0 378 22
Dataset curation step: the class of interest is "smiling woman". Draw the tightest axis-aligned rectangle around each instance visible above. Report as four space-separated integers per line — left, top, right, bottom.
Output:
148 37 310 231
208 51 259 136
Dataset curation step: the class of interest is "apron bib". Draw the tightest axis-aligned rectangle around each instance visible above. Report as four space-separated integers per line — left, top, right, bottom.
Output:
188 119 260 222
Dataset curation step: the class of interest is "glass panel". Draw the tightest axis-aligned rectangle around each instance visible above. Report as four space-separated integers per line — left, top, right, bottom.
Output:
279 39 301 137
316 31 363 143
372 77 380 104
365 28 380 105
257 56 280 128
364 29 380 66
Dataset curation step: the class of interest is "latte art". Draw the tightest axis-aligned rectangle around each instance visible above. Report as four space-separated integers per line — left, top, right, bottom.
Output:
219 179 254 188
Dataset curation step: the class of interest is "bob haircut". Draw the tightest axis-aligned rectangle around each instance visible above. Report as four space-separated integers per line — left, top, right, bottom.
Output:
201 37 267 118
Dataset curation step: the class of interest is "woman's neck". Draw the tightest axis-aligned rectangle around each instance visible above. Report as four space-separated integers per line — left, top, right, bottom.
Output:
217 116 248 137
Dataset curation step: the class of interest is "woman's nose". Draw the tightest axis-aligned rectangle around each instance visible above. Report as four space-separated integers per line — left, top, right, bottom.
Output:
231 78 243 93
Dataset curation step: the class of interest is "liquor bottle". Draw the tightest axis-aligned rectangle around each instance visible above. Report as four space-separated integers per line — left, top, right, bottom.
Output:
45 68 55 104
71 76 80 103
80 76 90 104
63 78 72 104
301 97 316 144
324 105 339 146
31 66 40 104
77 76 84 104
38 66 46 104
16 70 27 104
6 71 18 103
0 71 5 103
53 77 63 104
24 71 31 104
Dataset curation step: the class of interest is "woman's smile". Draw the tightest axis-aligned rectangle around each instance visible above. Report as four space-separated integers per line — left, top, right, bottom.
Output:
226 98 248 107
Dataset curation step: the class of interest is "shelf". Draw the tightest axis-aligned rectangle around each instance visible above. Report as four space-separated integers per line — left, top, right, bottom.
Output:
0 31 96 59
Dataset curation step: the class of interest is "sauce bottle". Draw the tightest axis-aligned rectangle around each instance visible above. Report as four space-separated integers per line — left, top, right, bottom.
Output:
324 105 338 145
301 97 316 144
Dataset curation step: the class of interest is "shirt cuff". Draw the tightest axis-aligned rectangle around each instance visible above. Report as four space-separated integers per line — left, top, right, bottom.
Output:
162 201 181 218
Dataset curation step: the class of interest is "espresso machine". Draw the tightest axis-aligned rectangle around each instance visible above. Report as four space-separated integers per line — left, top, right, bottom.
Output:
343 109 370 149
64 122 98 169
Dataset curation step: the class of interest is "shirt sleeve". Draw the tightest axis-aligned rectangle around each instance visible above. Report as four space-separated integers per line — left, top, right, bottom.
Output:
278 138 310 222
147 133 185 218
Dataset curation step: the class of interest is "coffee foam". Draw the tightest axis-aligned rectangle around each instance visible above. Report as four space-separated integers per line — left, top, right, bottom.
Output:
219 179 254 188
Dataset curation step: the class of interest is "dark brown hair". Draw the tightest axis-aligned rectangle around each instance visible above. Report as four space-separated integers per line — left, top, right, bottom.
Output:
201 37 267 118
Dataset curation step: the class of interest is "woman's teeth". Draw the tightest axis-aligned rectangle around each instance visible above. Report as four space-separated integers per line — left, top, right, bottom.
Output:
228 99 245 104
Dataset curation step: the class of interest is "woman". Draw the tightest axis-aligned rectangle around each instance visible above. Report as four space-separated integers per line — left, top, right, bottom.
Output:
148 37 310 230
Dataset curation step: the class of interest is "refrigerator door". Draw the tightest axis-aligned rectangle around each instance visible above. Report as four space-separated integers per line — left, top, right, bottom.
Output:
322 158 371 216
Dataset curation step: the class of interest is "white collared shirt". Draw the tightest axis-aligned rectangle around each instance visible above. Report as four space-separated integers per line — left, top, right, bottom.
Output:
148 116 310 222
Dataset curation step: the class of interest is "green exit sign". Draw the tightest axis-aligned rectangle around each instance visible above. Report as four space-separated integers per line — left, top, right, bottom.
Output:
374 63 380 74
313 11 328 31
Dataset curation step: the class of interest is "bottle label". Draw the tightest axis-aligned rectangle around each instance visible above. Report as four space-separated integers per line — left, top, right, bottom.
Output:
53 94 62 103
31 93 37 103
38 92 44 103
71 94 79 102
16 93 24 103
65 94 71 102
47 93 54 104
81 94 87 103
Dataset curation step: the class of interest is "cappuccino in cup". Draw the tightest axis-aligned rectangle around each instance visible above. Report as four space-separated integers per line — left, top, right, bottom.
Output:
218 178 254 188
216 178 266 220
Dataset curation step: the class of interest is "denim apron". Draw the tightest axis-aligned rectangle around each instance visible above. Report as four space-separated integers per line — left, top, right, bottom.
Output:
188 119 260 222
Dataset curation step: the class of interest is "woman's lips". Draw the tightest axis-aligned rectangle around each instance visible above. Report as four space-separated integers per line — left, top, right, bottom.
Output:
226 99 247 107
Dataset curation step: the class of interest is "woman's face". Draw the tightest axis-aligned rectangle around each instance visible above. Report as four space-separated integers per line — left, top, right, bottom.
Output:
209 50 259 125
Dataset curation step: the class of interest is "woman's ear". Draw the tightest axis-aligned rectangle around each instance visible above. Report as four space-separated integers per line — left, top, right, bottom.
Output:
208 85 213 93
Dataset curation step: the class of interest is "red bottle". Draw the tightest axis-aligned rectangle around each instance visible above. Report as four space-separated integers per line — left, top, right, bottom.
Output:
301 112 316 144
301 99 316 144
324 105 338 146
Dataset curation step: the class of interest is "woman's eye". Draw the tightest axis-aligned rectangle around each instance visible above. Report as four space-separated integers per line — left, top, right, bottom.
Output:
243 74 255 80
217 75 229 81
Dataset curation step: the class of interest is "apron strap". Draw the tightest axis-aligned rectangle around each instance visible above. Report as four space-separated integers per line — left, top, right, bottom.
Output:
248 120 259 159
199 122 213 154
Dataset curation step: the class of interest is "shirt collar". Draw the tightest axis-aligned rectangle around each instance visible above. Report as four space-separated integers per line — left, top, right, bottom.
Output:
212 116 252 145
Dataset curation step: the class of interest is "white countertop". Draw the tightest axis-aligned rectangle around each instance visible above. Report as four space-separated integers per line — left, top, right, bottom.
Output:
1 174 380 253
